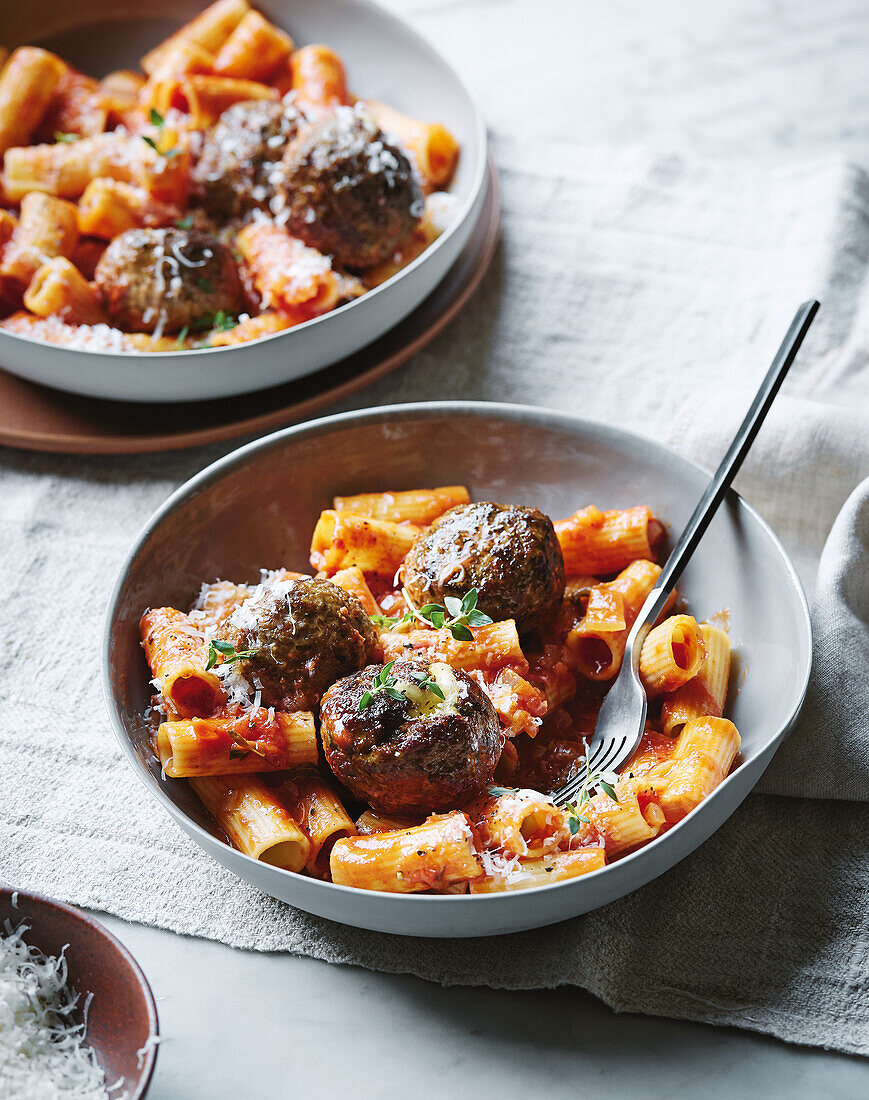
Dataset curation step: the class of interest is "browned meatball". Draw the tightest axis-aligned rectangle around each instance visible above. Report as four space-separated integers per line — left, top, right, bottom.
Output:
215 576 380 711
94 228 243 334
403 502 566 633
194 98 305 220
281 104 424 269
320 658 501 815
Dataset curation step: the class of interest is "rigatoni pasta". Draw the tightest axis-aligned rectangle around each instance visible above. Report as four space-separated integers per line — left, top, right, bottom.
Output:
661 623 731 736
639 614 706 696
191 774 310 871
0 48 66 156
156 710 317 776
330 812 481 892
139 483 741 896
555 505 663 576
0 0 462 354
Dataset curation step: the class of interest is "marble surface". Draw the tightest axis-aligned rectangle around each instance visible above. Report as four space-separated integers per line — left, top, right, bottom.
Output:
94 0 869 1094
98 913 868 1098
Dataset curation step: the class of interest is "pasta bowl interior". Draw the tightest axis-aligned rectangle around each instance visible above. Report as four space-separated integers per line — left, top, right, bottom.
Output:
103 403 812 938
0 0 487 402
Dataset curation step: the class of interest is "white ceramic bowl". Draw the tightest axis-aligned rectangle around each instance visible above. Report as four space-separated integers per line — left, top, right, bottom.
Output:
0 0 488 402
103 403 812 937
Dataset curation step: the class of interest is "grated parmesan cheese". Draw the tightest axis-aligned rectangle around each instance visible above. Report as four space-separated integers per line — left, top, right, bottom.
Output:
0 920 115 1099
479 849 523 883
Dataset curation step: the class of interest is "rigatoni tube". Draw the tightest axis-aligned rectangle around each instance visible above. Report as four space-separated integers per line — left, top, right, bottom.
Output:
191 775 310 871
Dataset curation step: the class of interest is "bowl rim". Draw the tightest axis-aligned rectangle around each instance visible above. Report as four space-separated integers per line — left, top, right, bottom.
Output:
0 0 489 361
102 400 813 905
0 885 159 1098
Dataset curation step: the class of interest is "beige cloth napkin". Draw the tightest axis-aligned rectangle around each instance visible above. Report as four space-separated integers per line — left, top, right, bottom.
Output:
1 145 868 1056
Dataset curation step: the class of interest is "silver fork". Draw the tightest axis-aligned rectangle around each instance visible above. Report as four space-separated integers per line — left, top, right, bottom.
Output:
551 300 820 806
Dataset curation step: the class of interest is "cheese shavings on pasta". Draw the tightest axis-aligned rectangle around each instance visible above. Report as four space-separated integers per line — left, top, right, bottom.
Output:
0 920 113 1099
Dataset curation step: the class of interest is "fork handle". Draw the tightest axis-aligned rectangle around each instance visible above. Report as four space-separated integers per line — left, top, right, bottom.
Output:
624 300 820 665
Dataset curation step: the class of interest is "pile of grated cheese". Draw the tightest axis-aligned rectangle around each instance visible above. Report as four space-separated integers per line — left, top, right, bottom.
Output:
0 917 114 1099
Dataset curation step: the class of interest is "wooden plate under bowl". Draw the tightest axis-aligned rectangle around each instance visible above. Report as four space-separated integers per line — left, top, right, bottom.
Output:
0 887 159 1098
0 164 500 455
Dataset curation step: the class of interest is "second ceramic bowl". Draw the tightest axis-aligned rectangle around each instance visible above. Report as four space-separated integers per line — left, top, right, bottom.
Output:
0 0 488 402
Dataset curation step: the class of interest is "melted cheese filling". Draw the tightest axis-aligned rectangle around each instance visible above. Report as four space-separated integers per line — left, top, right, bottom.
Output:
394 661 461 718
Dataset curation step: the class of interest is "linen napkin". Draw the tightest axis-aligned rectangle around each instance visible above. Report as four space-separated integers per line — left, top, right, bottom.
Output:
2 144 869 1056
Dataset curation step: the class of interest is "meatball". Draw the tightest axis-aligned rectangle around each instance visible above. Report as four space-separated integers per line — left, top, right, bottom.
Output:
194 98 305 220
281 104 424 269
403 502 566 634
215 576 380 711
94 228 243 333
320 658 500 815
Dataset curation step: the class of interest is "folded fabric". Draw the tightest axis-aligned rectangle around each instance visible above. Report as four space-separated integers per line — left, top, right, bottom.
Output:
666 388 869 800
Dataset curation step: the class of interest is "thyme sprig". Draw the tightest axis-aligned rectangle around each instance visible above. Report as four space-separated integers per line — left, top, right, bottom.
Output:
415 588 493 641
143 109 180 158
562 745 620 833
358 661 446 712
405 667 446 700
369 612 411 629
359 661 404 710
227 729 269 764
371 588 493 641
191 309 238 334
205 638 256 671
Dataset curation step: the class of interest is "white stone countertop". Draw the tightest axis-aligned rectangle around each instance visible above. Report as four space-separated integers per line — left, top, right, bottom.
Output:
95 0 869 1094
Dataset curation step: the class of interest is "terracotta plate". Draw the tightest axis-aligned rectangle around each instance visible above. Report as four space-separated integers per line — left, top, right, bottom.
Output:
0 887 158 1097
0 163 500 455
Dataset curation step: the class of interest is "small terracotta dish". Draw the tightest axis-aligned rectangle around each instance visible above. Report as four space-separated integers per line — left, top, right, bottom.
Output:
0 887 158 1099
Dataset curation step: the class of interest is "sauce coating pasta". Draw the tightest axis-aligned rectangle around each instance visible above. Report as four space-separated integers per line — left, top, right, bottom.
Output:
140 486 741 894
0 1 461 353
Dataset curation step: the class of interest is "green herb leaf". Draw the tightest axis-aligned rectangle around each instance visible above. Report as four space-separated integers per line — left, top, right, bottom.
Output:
560 744 621 829
190 310 239 334
149 108 165 127
356 659 447 712
226 729 269 764
176 325 189 347
175 215 194 230
599 780 618 802
197 277 214 294
443 595 463 617
143 125 178 159
54 131 80 143
407 587 494 639
369 613 399 628
488 786 512 797
213 310 237 331
449 623 473 642
205 638 256 671
461 589 479 614
408 669 446 700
